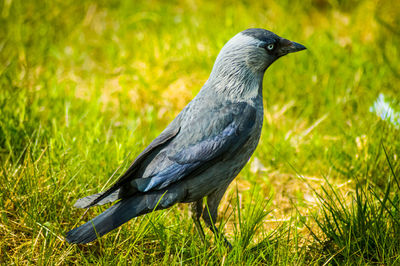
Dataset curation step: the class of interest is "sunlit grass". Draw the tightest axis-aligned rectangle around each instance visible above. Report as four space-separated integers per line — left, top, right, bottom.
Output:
1 0 399 264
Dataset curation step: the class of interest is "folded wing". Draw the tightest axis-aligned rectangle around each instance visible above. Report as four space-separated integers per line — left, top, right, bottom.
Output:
76 102 256 208
132 102 257 192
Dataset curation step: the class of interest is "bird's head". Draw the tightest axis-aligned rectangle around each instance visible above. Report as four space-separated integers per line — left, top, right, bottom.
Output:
207 28 306 98
242 28 306 71
214 28 306 74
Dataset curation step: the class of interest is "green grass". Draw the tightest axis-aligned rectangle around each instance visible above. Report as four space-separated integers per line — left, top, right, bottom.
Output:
1 0 400 264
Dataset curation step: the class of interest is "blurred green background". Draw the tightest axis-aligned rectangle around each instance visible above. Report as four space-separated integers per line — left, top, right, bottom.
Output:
1 0 400 264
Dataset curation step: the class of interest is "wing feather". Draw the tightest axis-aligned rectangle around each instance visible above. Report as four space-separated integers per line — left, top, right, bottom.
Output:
85 123 181 207
132 102 256 192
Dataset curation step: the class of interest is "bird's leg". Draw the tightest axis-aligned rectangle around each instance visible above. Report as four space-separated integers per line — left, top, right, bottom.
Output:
202 185 232 249
190 199 205 244
203 205 233 249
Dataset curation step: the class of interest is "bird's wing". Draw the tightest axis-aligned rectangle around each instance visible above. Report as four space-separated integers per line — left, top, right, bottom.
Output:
86 122 181 207
132 102 257 192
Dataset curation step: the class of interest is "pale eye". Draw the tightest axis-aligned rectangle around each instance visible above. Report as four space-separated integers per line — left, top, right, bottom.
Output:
267 44 274 50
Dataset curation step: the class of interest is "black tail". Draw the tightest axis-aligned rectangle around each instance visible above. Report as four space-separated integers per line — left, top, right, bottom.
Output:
66 188 185 244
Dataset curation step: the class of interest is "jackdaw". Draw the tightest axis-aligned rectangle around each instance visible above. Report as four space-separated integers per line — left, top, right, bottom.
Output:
66 28 306 246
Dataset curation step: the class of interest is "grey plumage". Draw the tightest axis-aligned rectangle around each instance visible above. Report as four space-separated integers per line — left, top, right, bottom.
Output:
66 28 306 245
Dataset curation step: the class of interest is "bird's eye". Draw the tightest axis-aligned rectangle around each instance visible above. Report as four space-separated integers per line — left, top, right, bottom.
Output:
266 44 274 50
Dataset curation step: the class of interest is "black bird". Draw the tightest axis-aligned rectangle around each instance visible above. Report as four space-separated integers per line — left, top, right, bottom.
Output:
66 28 306 246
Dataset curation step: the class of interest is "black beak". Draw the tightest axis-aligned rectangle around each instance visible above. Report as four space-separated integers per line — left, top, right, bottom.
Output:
288 41 307 53
279 38 307 54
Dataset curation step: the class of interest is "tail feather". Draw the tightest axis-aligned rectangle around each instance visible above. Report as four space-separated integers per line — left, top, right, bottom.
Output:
74 190 121 209
66 188 185 244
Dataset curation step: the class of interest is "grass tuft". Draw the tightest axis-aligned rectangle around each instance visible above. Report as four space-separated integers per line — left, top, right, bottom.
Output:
306 144 400 264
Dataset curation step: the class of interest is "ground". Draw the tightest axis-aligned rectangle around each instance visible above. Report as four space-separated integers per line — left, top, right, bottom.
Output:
1 0 400 264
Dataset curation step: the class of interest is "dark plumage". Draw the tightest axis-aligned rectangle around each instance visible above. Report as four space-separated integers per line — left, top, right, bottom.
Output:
66 28 306 246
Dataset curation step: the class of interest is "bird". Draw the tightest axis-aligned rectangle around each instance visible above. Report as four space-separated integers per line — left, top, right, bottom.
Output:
65 28 306 246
